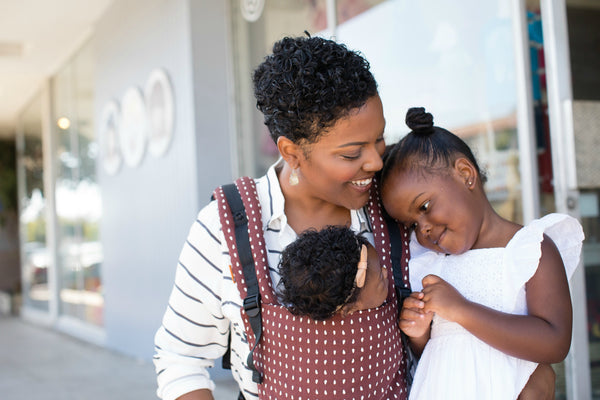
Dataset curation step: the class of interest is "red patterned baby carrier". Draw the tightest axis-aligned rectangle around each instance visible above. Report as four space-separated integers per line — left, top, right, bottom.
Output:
213 176 412 400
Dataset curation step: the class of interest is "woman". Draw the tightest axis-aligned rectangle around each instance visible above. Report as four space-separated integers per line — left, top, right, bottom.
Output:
153 35 555 400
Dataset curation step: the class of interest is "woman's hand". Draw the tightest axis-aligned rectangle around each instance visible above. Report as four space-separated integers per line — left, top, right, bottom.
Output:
517 363 556 400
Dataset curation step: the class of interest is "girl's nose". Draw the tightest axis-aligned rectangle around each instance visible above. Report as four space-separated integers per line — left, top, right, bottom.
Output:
419 220 432 237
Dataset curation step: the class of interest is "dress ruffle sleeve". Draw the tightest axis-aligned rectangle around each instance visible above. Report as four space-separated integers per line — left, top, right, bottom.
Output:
503 213 584 313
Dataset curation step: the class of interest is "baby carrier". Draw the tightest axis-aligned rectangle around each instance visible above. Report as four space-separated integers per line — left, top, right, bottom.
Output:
213 176 413 400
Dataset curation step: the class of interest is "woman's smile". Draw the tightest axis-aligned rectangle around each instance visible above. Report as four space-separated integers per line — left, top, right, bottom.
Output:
350 177 374 191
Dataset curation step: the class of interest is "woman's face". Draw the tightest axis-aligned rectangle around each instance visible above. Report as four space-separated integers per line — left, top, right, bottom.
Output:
346 242 389 313
297 95 386 211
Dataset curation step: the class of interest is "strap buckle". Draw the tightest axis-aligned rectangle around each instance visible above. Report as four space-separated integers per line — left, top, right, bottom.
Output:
396 287 412 308
233 210 247 226
243 294 261 318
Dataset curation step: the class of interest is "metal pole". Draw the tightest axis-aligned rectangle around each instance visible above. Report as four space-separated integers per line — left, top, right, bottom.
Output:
540 0 591 398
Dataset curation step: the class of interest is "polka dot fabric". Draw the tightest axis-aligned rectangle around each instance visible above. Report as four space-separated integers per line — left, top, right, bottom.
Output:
215 177 410 399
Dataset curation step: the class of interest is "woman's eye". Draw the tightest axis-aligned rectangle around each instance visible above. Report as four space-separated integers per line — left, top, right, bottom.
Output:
410 222 418 230
341 153 360 160
420 201 430 211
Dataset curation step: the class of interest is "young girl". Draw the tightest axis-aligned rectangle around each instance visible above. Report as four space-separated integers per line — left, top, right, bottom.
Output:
380 107 584 399
278 225 389 320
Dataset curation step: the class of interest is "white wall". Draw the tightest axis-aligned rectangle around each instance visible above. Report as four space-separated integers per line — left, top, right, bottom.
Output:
93 0 234 360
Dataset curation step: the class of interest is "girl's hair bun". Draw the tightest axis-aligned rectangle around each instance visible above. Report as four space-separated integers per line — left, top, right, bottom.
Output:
406 107 434 133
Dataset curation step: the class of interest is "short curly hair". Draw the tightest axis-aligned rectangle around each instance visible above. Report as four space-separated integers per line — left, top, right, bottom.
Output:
278 226 369 320
253 35 378 145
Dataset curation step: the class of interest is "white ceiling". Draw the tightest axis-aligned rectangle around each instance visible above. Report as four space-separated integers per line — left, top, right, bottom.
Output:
0 0 113 138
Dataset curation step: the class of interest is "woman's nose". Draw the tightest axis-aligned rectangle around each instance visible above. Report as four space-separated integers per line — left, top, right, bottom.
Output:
362 144 384 172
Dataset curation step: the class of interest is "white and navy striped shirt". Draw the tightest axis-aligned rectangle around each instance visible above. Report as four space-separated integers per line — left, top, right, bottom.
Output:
154 160 373 400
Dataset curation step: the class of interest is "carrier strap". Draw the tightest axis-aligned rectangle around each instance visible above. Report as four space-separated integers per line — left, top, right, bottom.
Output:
219 181 263 383
386 211 412 300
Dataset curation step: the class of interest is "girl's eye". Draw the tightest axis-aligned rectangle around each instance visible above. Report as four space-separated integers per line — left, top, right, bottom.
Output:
409 222 417 231
419 201 430 212
341 153 360 160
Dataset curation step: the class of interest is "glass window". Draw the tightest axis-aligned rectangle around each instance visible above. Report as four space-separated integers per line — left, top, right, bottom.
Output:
52 42 103 327
580 189 600 399
17 94 49 312
335 0 523 222
231 0 525 224
229 0 328 176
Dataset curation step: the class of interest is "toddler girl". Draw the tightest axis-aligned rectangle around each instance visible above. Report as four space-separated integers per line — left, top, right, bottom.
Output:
380 107 584 399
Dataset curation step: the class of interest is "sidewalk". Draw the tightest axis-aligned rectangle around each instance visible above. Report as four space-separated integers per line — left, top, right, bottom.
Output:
0 316 239 400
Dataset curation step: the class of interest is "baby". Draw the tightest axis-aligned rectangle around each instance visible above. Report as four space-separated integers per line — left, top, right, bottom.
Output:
278 225 388 320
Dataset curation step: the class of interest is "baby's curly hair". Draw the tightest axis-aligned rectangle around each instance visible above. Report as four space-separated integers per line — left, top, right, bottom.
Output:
278 226 369 320
253 35 378 145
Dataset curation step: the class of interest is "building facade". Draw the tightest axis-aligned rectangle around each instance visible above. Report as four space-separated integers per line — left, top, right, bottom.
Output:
12 0 600 398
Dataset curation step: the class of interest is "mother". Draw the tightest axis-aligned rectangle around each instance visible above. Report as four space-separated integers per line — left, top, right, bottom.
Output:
153 35 555 400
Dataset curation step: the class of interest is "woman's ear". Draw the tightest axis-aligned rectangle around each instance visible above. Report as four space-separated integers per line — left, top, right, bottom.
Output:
277 136 302 168
454 157 477 189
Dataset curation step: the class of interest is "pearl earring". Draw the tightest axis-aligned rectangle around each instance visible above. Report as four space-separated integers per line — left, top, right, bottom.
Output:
289 168 299 186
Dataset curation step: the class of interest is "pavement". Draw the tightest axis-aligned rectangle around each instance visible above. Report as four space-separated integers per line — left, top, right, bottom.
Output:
0 316 239 400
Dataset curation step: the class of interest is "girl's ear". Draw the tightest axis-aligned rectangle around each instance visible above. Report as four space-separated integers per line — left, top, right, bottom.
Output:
277 136 303 168
454 157 477 189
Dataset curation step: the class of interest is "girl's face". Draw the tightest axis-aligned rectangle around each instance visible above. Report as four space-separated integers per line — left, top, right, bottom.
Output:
345 243 389 314
297 95 386 211
381 165 482 255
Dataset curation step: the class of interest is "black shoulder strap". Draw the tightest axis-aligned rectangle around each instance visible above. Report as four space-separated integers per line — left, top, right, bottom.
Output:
385 212 417 386
221 183 263 384
385 213 412 302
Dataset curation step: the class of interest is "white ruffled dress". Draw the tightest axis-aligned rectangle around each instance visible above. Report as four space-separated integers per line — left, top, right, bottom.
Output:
407 213 584 400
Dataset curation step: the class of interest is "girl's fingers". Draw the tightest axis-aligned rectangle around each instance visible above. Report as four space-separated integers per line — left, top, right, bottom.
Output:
403 296 425 309
422 274 442 287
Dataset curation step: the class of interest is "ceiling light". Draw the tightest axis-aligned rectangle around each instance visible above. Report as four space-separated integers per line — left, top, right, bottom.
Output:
57 117 71 130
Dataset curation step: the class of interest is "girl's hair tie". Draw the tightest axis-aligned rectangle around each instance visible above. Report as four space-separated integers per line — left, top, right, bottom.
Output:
406 107 434 134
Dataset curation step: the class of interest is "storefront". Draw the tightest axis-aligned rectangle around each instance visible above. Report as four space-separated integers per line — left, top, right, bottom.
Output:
12 0 599 398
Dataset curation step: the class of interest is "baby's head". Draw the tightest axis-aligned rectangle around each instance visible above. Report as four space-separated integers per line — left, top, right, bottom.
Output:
279 225 388 320
381 107 488 255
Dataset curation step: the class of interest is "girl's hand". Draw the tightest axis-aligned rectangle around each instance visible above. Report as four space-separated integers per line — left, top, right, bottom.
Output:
399 292 432 356
399 292 432 338
421 274 469 322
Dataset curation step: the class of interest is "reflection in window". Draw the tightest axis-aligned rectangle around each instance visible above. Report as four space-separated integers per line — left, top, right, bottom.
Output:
336 0 522 223
52 42 103 327
230 0 329 177
18 94 50 310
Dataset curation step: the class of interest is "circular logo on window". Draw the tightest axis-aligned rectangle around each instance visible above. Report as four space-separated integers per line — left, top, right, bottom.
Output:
240 0 264 22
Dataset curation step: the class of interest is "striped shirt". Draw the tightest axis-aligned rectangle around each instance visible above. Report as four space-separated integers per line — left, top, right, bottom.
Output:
154 160 373 400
